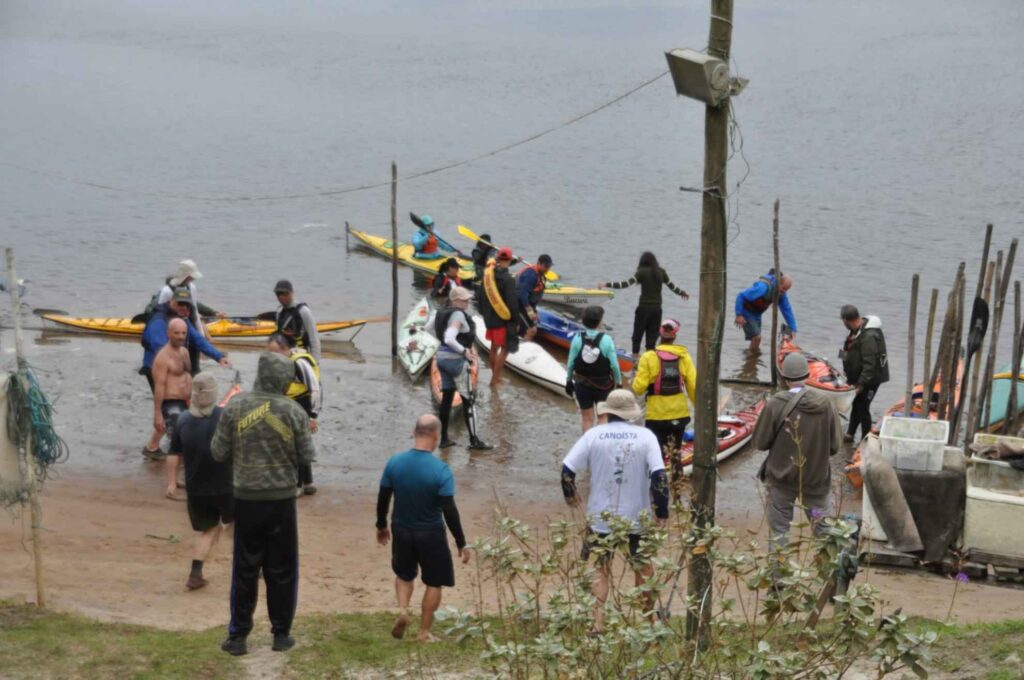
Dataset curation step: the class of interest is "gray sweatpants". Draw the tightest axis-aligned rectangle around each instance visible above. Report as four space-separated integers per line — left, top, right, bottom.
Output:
766 484 831 551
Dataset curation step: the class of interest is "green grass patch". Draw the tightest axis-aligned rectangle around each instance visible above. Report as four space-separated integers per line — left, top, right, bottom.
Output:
0 602 239 680
910 618 1024 679
284 611 485 679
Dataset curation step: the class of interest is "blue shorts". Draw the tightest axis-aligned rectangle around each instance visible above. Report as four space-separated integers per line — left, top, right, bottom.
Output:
436 356 466 391
741 313 762 340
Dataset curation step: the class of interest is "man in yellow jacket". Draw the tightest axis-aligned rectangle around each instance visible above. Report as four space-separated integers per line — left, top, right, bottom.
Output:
631 319 697 484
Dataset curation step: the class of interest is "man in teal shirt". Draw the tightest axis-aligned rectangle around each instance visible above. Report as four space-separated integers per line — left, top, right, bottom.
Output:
565 305 623 433
376 414 470 642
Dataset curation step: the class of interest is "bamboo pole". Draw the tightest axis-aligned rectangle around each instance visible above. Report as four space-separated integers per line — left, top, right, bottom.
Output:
975 224 993 298
966 262 995 442
687 0 733 648
921 288 938 415
770 199 781 388
948 279 966 441
5 248 46 608
1007 281 1021 434
979 240 1017 432
390 162 398 357
934 265 964 420
904 274 919 416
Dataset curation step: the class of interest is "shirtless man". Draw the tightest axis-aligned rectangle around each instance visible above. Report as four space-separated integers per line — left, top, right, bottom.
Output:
154 318 195 499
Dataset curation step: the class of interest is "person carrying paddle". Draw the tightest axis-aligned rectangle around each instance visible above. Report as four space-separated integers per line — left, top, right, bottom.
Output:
631 320 697 487
566 305 623 433
751 352 842 551
839 305 890 443
267 332 323 495
273 279 321 363
431 258 463 299
515 254 553 341
735 269 796 352
411 213 457 260
478 247 528 387
434 286 493 450
598 252 689 360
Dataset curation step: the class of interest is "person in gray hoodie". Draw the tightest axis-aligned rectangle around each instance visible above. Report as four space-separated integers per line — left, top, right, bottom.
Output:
752 352 842 550
211 352 316 656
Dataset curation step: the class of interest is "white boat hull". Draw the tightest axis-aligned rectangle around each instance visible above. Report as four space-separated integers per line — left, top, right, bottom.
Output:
472 315 569 398
397 297 439 379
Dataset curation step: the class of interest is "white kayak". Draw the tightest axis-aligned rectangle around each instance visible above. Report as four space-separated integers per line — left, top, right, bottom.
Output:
397 297 439 379
472 315 570 398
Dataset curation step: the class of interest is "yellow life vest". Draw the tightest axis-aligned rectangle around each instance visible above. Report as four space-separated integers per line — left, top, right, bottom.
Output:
286 350 320 400
482 263 511 321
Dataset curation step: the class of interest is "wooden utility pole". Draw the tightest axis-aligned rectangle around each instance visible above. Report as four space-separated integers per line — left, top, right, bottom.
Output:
769 199 781 387
5 248 46 608
686 0 734 647
390 162 399 357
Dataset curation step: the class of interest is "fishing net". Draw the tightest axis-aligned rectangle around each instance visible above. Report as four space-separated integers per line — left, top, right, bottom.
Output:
2 367 69 507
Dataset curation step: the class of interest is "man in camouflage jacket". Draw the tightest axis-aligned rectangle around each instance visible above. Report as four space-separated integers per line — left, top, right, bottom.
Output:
212 352 316 656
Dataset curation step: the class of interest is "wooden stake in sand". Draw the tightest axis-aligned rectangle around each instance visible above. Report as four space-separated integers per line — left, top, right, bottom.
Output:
5 248 46 608
390 162 398 358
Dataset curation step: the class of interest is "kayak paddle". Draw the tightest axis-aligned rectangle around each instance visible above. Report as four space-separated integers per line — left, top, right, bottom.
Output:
31 307 69 317
455 223 560 281
949 296 989 443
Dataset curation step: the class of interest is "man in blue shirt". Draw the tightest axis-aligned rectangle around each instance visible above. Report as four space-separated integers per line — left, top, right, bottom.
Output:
376 414 470 642
734 270 797 351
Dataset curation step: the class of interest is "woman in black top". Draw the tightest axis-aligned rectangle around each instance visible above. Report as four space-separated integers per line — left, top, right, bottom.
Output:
599 251 689 357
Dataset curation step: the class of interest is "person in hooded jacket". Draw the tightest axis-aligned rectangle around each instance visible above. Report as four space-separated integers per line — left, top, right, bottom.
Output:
839 305 890 443
751 352 843 550
211 352 316 657
631 319 697 484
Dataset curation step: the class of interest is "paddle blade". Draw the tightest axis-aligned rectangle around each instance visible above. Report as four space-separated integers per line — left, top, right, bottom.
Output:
255 311 278 321
967 297 990 354
457 223 481 243
130 313 149 324
410 212 425 229
32 307 69 317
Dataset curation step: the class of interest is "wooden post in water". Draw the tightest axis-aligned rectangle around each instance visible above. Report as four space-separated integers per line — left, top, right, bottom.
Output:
4 248 46 608
947 278 966 433
390 162 398 357
904 274 919 416
975 224 994 297
1007 281 1022 434
687 0 733 648
966 262 995 442
980 239 1018 431
921 288 938 416
770 199 781 388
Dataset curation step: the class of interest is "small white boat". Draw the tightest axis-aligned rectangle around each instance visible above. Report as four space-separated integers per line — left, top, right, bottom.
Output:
472 315 570 398
397 298 439 380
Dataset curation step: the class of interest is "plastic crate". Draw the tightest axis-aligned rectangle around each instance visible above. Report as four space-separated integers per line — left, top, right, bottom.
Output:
879 416 949 472
964 452 1024 560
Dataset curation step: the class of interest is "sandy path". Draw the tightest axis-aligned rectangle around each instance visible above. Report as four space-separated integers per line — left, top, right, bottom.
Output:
1 470 1023 631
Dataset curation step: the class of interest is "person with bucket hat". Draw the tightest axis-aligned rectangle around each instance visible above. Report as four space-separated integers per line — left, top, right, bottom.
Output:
170 372 234 591
560 389 670 633
273 279 321 363
631 319 697 482
156 259 225 341
751 352 843 550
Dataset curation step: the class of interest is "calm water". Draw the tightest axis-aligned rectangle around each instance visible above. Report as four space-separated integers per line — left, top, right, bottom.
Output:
1 1 1022 511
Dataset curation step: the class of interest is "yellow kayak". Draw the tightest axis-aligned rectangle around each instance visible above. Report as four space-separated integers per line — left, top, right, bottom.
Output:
346 227 612 303
40 314 368 339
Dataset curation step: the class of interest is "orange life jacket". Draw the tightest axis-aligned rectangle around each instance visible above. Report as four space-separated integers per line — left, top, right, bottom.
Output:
422 233 439 254
517 264 546 294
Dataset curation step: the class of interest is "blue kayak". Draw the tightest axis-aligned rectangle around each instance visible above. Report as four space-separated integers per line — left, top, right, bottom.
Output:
536 309 634 373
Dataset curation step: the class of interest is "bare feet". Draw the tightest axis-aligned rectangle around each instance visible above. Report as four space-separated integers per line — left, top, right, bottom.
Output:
391 611 410 639
165 487 184 501
416 631 439 643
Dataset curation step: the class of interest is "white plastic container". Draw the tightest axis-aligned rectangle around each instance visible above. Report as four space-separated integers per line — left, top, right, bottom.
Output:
964 450 1024 560
879 416 949 472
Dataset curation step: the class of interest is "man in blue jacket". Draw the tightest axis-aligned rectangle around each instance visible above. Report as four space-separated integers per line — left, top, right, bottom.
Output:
141 287 230 459
515 254 552 340
734 270 797 351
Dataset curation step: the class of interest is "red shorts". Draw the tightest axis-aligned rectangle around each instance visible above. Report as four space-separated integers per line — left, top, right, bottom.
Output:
486 326 508 347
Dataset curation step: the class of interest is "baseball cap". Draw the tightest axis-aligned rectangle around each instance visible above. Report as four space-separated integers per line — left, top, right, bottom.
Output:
274 279 294 294
449 286 474 302
171 286 193 303
660 319 680 339
496 247 513 262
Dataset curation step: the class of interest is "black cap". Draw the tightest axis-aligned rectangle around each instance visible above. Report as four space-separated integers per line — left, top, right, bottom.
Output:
538 254 553 267
171 286 192 303
274 279 294 294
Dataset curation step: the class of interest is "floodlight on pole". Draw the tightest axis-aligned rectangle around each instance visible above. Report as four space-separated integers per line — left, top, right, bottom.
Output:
665 48 748 106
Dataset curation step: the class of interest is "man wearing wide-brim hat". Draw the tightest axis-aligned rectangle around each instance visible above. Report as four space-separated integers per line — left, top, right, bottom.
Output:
560 389 670 633
751 352 843 550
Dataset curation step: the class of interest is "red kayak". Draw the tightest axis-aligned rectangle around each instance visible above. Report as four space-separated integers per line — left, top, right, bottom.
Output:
676 400 765 475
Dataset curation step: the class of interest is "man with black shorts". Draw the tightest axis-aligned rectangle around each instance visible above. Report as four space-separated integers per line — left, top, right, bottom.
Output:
153 317 193 500
560 390 669 633
170 372 233 591
376 414 470 643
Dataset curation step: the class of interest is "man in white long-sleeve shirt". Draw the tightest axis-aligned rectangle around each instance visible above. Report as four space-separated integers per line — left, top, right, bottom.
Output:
273 279 321 363
433 287 492 451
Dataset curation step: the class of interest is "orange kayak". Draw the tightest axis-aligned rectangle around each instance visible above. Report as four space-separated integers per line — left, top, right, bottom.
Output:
429 356 480 412
777 337 856 413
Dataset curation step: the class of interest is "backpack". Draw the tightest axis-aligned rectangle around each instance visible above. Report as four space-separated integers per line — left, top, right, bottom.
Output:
648 350 683 396
573 333 614 390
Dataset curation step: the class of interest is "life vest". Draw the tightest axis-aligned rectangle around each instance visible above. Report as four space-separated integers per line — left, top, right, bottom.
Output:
573 332 614 390
648 350 683 396
482 264 511 321
434 307 476 352
276 303 311 349
432 273 462 296
742 276 777 315
286 350 320 400
420 231 439 255
517 264 546 308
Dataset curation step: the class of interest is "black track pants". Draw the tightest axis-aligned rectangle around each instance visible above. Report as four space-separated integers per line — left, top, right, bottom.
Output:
229 497 299 638
631 306 663 355
847 385 878 441
297 464 313 487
